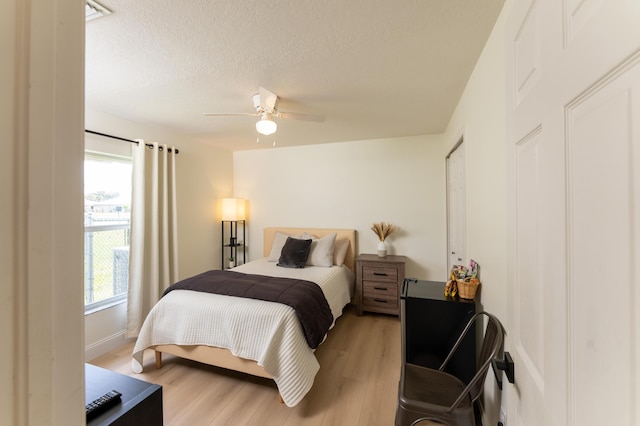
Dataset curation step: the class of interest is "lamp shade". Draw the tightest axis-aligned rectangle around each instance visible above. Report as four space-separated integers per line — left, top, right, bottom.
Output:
256 118 277 136
221 198 246 221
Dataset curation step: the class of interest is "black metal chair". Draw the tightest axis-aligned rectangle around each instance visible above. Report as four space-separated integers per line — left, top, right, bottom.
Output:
395 311 505 426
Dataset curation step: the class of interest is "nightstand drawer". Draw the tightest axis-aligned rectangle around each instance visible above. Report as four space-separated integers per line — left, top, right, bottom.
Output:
363 294 398 311
363 280 398 298
362 266 398 282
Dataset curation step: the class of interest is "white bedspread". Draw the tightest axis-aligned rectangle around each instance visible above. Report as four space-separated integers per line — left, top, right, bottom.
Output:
131 258 354 406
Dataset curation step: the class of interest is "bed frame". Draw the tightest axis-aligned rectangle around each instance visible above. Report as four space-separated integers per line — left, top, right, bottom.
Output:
152 227 357 385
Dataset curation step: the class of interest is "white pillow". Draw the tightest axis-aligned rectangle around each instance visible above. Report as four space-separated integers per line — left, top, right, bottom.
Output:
306 233 337 267
268 231 294 261
333 238 350 266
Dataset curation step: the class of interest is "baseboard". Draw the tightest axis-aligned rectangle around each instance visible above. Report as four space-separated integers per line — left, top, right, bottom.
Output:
85 330 132 361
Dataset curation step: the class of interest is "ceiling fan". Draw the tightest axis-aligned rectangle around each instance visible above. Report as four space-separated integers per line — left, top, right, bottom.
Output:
203 87 325 136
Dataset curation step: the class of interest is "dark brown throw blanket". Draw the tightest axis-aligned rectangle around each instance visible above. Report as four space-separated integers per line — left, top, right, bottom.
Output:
162 270 333 349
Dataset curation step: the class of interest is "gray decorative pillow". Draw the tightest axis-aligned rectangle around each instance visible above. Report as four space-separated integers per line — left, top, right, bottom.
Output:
305 233 337 267
277 237 312 268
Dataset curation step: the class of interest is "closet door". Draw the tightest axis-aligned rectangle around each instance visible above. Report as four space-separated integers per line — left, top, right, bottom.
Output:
505 1 640 424
447 142 465 272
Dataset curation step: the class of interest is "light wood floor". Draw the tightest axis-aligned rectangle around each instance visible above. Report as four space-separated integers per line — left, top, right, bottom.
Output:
89 306 405 426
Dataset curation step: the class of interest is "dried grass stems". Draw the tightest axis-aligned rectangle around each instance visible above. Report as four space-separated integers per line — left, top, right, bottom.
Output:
371 222 396 242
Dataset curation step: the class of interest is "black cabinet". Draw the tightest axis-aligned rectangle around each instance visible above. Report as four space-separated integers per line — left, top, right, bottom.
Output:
85 363 162 425
401 279 477 384
221 220 245 269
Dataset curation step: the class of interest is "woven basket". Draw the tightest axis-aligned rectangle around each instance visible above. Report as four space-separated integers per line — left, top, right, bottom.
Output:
457 279 479 299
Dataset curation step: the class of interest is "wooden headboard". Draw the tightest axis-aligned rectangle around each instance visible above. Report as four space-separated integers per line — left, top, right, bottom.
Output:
263 227 357 272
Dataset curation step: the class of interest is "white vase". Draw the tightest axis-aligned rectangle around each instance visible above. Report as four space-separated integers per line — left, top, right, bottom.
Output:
228 261 235 268
377 241 387 257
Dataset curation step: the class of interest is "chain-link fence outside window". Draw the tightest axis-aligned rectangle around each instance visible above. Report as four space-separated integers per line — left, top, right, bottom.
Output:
84 223 130 306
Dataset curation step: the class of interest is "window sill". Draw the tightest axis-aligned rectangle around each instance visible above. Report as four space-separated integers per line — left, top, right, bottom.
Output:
84 297 126 315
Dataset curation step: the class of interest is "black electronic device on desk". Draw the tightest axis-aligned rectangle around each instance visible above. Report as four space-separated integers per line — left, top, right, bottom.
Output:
85 363 163 425
400 278 477 384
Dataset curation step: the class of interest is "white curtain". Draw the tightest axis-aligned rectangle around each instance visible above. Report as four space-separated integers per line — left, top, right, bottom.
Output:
125 140 179 338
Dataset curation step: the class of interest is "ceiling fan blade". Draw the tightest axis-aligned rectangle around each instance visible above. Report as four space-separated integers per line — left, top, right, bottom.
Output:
202 112 259 117
275 111 325 122
259 87 279 112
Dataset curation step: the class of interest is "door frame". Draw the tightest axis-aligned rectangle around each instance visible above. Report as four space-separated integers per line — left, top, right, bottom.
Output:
446 135 465 273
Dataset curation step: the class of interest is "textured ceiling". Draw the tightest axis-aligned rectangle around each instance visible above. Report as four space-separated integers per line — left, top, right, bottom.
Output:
85 0 505 151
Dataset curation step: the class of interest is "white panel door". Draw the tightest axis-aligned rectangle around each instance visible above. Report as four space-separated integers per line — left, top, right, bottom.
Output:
505 0 640 425
447 142 465 271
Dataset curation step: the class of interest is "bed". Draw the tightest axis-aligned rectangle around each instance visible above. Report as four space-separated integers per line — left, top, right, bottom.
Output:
131 227 356 407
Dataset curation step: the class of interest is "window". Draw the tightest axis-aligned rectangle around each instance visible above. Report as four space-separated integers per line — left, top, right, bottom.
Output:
84 152 132 311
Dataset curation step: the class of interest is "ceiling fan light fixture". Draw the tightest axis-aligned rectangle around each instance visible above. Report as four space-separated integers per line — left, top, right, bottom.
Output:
256 117 277 135
86 0 111 21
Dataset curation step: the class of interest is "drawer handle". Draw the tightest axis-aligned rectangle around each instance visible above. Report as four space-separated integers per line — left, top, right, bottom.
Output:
373 298 388 303
373 272 388 276
373 286 388 291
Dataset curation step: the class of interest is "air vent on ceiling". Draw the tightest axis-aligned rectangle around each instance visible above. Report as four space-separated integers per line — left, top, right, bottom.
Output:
86 0 111 22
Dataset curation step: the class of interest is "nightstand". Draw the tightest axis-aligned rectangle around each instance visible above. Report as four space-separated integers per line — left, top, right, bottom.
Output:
355 254 406 316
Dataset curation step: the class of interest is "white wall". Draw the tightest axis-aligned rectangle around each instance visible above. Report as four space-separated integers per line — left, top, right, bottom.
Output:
443 2 510 424
84 110 234 359
175 138 235 278
233 135 448 280
444 1 508 323
84 302 128 360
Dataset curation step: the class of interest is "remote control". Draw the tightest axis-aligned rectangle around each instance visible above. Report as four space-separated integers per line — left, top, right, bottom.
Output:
86 389 122 421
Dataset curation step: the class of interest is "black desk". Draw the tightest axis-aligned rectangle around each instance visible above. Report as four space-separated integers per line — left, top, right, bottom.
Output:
85 363 163 425
400 279 477 384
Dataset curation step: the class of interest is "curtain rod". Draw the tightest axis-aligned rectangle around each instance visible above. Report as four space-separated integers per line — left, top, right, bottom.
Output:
85 129 179 154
